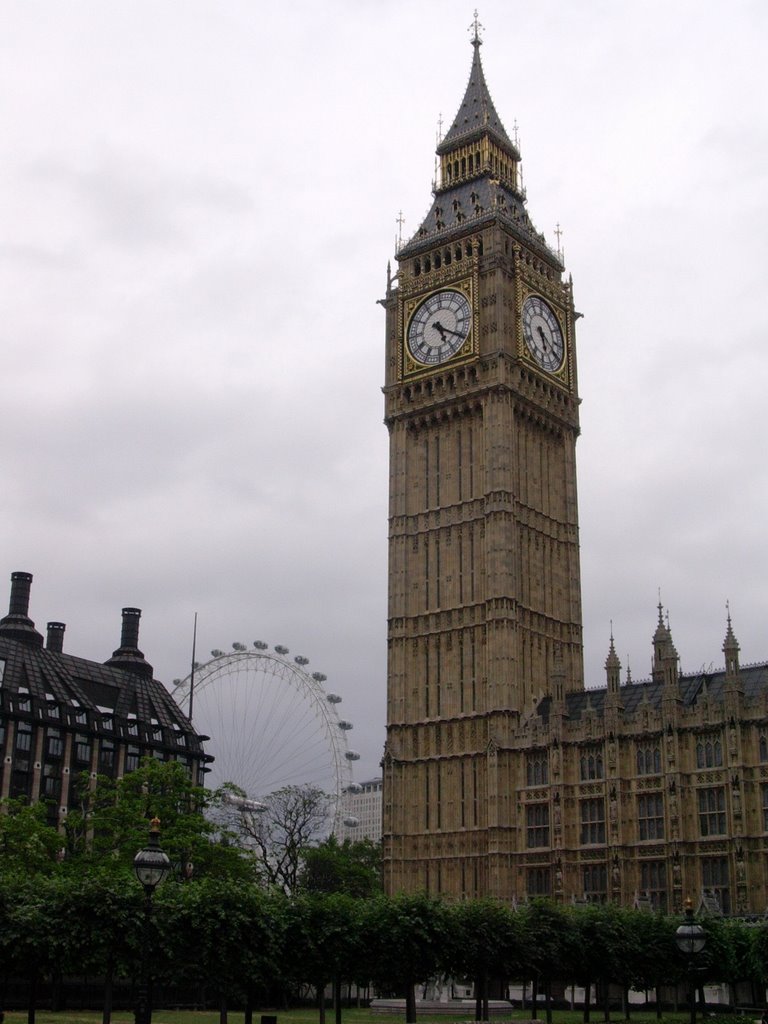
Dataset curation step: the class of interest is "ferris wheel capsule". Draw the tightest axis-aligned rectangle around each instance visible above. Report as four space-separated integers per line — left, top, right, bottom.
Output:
326 693 342 704
345 750 360 761
337 720 353 730
342 816 360 828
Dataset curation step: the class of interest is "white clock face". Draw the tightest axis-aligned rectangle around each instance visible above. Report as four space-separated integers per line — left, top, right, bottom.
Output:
522 296 564 372
407 290 471 365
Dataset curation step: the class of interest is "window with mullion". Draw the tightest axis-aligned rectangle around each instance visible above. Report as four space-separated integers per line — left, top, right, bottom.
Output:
698 787 726 836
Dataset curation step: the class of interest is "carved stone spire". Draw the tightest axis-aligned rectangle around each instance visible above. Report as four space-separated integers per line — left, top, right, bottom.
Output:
723 603 741 680
605 626 622 697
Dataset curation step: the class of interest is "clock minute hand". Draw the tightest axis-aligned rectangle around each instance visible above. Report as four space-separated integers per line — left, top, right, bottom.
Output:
536 325 550 351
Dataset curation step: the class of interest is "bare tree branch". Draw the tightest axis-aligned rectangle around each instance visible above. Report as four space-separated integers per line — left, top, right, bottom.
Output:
235 784 331 894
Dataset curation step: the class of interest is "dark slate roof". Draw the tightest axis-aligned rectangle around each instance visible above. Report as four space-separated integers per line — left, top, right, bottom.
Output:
439 38 517 155
0 633 203 749
399 38 559 266
399 175 559 265
536 663 768 724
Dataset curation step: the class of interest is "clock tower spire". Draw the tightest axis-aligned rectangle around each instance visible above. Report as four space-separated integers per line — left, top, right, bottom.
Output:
382 25 584 899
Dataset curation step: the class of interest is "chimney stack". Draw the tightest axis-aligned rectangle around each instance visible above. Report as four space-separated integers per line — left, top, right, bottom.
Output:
105 607 153 679
119 607 141 650
9 571 33 616
46 621 66 653
0 571 44 647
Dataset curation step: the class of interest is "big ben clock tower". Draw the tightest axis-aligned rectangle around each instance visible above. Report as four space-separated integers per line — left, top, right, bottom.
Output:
381 21 585 899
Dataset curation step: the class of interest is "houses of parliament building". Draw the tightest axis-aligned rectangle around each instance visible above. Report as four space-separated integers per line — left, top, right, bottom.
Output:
380 23 768 916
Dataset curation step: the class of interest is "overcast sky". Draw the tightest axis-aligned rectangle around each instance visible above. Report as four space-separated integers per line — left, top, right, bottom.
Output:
1 1 766 787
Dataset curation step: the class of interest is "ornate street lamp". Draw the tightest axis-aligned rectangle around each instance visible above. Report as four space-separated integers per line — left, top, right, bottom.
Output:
675 898 707 1024
134 818 170 1024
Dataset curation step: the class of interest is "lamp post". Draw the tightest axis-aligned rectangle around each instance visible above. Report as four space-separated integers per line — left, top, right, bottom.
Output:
675 898 707 1024
133 818 170 1024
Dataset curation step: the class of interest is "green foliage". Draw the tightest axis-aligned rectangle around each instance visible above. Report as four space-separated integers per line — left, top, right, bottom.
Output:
359 892 451 991
299 835 382 897
155 878 286 1004
284 892 363 992
0 798 63 878
61 757 252 881
2 867 767 1017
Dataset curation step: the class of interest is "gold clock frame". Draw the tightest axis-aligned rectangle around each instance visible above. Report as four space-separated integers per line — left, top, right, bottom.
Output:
399 278 476 380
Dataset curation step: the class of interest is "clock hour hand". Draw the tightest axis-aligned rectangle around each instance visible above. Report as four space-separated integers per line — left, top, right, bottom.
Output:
432 319 465 340
536 325 550 351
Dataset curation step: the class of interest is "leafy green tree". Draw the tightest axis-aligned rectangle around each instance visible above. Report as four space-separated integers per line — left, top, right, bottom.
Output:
700 917 757 1008
444 900 523 1021
284 893 363 1024
63 757 251 880
155 877 286 1024
0 798 63 879
521 900 574 1022
299 835 382 897
0 874 69 1024
360 893 450 1024
626 909 679 1017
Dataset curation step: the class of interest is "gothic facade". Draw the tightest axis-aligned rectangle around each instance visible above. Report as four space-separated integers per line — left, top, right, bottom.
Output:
380 28 768 915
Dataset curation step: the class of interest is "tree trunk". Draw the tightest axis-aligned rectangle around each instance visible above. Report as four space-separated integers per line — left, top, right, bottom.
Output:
655 985 662 1019
102 965 114 1024
27 969 37 1024
334 975 342 1024
244 988 253 1024
405 982 417 1024
583 980 591 1023
531 976 539 1020
602 980 610 1022
219 994 227 1024
545 978 552 1024
623 985 630 1020
318 983 326 1024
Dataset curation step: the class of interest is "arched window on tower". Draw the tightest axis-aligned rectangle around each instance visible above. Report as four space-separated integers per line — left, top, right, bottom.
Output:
580 746 604 781
526 753 549 787
636 744 661 776
696 735 723 769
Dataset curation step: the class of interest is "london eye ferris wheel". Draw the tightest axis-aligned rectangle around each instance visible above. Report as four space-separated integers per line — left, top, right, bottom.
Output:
171 643 362 816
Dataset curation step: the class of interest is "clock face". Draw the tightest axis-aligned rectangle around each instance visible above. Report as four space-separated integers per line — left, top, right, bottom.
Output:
522 296 564 372
407 289 472 365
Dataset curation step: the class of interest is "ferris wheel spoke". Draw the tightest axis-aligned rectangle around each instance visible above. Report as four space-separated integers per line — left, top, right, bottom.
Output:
171 646 354 815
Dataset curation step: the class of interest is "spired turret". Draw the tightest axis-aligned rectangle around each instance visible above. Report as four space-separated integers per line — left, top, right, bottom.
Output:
398 19 560 271
605 630 622 697
723 605 741 681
